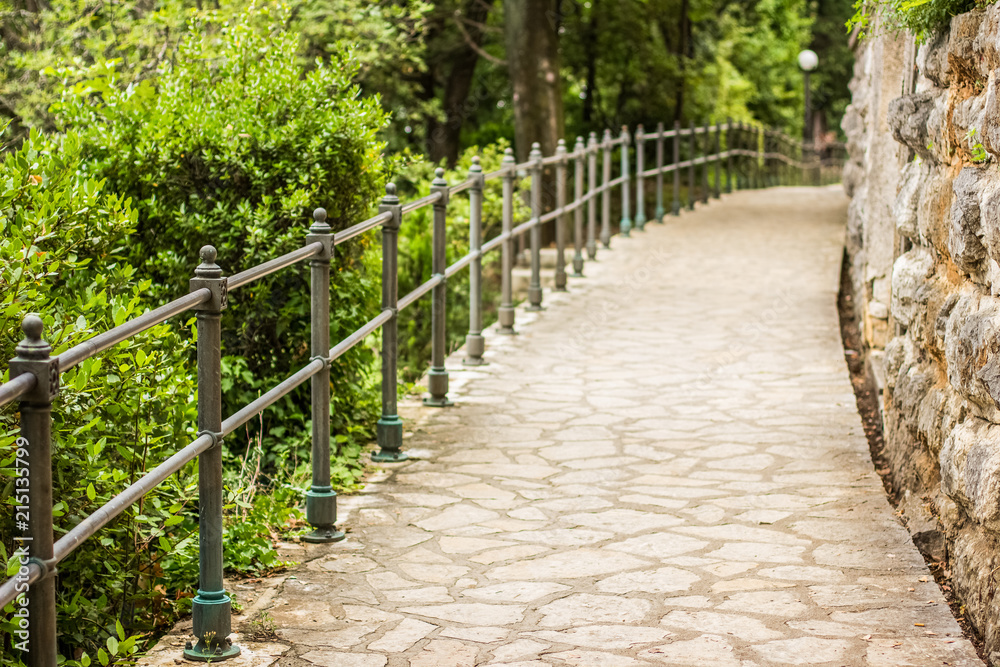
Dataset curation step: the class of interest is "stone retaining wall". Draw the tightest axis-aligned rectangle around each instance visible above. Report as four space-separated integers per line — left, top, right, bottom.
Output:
844 8 1000 663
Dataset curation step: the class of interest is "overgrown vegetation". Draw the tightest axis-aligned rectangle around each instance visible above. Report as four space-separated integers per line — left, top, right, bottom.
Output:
848 0 994 41
1 4 391 663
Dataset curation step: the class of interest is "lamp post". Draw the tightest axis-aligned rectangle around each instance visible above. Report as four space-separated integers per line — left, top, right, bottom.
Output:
798 49 818 144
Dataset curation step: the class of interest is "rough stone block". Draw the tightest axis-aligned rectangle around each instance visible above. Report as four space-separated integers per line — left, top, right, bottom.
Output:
918 167 953 253
891 248 936 329
918 30 951 88
941 417 1000 531
949 8 986 83
949 166 988 273
894 161 925 240
944 288 1000 409
888 93 938 163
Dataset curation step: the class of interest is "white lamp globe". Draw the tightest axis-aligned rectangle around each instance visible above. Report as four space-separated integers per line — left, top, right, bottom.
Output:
798 49 819 72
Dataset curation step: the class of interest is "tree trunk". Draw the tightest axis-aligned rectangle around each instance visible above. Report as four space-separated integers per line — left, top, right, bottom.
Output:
427 0 496 165
504 0 564 161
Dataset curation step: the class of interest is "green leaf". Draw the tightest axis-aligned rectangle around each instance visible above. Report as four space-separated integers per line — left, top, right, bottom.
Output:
86 484 96 501
97 648 109 667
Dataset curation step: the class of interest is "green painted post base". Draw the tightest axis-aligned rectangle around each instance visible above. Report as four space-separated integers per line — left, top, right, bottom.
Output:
183 640 241 662
671 202 681 216
654 206 665 223
635 214 646 232
463 334 487 366
620 219 632 237
185 591 239 661
304 488 345 543
373 416 407 461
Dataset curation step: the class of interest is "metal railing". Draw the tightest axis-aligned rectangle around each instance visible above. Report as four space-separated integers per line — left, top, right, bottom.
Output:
0 119 843 663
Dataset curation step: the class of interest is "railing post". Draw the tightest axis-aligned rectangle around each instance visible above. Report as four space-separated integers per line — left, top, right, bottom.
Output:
374 186 408 460
701 121 710 204
555 139 568 291
586 132 598 260
527 143 544 310
572 136 586 276
619 125 632 236
655 121 665 222
464 157 488 364
687 121 696 210
600 130 612 248
425 169 452 406
304 209 349 533
186 246 239 661
9 315 58 667
713 122 722 199
725 117 734 194
634 124 645 231
498 149 517 335
672 120 681 216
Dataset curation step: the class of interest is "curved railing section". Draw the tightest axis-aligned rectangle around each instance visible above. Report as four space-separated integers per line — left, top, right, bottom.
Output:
0 121 844 663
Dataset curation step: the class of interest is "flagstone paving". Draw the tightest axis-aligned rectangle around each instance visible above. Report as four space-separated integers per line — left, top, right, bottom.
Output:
143 186 984 666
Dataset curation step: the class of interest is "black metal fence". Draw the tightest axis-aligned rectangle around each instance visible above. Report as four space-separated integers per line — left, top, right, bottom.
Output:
0 120 844 663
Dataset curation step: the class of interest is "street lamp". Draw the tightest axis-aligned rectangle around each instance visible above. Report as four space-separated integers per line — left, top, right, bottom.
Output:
798 49 818 144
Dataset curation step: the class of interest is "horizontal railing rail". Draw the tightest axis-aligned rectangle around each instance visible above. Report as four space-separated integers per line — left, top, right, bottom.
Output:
0 118 844 664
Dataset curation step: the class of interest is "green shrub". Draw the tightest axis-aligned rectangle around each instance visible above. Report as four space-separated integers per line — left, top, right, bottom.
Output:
848 0 993 41
51 4 391 470
0 126 195 663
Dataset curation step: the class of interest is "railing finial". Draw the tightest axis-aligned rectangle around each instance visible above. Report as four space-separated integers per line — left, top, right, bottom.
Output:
383 182 399 204
196 245 222 279
17 314 49 359
471 155 482 173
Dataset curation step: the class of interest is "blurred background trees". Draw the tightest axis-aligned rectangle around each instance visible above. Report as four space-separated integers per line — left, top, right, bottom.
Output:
0 0 855 164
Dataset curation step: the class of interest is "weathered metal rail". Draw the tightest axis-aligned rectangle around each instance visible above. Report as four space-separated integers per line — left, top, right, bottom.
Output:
0 121 844 663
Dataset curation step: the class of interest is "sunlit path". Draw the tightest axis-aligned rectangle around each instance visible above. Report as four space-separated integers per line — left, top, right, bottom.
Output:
144 186 983 666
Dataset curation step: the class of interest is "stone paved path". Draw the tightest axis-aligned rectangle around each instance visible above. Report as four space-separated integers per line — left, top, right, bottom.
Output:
145 186 984 666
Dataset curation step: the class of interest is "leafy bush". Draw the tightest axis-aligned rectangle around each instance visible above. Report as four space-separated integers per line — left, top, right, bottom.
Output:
51 4 391 470
2 4 393 663
848 0 993 41
0 127 196 662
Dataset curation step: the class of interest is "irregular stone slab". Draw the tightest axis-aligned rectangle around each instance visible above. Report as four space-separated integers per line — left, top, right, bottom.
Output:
439 626 510 643
464 581 571 602
486 549 649 581
559 509 683 533
536 594 652 627
366 618 436 652
661 610 785 641
506 528 614 546
605 533 708 558
489 638 549 663
384 586 453 604
704 542 805 563
751 637 853 664
673 524 809 546
468 544 550 565
544 650 647 666
527 625 669 649
439 536 517 554
595 567 701 594
300 653 387 667
637 634 741 666
408 639 479 667
717 591 809 617
400 603 525 626
398 563 470 584
413 505 500 531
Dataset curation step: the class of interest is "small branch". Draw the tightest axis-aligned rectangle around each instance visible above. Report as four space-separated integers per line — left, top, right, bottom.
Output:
453 12 506 66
